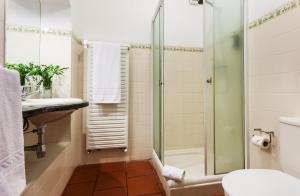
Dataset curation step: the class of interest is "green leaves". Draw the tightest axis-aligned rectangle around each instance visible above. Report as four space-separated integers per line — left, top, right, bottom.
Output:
5 63 33 85
4 63 68 88
32 64 68 89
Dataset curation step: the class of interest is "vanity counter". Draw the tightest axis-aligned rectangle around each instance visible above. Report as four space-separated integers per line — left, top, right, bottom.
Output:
22 98 89 118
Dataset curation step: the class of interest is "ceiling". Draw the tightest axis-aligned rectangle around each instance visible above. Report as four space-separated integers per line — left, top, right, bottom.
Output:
40 0 70 7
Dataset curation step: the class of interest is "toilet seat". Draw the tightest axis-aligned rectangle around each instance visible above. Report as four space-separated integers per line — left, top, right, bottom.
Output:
222 169 300 196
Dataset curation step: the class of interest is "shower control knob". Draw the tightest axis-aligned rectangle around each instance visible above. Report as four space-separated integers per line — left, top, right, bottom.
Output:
206 77 213 84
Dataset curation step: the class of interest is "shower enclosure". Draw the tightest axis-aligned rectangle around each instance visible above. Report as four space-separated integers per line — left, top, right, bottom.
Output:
153 0 245 180
153 3 164 160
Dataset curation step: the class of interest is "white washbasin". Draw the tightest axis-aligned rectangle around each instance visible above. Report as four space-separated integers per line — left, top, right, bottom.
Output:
22 98 86 126
22 98 84 106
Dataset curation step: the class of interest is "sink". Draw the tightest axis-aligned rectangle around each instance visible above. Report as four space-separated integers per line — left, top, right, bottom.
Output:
22 98 84 107
22 98 88 126
22 98 89 159
27 110 75 127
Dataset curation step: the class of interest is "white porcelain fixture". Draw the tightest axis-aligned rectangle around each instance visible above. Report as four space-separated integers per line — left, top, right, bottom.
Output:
222 117 300 196
23 98 85 126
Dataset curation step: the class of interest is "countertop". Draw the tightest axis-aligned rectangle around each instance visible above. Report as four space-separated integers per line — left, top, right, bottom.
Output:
22 99 89 118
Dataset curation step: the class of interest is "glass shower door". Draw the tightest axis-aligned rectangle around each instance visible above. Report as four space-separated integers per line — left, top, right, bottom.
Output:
204 0 245 175
204 1 215 175
214 0 244 174
153 5 164 160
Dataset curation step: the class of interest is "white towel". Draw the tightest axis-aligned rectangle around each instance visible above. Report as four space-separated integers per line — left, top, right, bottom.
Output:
0 67 26 196
92 42 121 103
162 165 185 182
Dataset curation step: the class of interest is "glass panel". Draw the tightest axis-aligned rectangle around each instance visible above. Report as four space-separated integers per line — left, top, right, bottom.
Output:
153 7 164 160
213 0 244 174
163 1 205 178
203 1 215 176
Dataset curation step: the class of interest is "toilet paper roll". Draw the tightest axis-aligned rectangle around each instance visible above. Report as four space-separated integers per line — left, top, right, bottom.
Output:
251 135 271 149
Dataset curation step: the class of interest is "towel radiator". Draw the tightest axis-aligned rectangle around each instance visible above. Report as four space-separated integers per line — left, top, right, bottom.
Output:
84 42 129 151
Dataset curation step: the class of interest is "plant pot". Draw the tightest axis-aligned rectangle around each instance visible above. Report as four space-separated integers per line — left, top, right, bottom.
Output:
41 87 52 98
41 78 53 98
21 85 41 100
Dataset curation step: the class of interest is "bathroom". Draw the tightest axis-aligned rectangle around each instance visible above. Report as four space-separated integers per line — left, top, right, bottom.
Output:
1 0 300 195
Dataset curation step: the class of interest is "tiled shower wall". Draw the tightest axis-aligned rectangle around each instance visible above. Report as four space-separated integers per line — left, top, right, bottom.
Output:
83 47 204 162
164 50 204 151
249 5 300 169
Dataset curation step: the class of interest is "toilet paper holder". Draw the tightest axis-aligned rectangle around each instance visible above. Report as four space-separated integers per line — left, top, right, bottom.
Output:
253 128 275 144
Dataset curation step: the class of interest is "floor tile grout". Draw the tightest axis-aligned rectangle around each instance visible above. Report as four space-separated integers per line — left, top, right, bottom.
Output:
63 160 166 196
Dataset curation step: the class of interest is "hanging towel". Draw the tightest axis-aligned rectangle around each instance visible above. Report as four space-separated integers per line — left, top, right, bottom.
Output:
92 42 121 103
0 67 26 196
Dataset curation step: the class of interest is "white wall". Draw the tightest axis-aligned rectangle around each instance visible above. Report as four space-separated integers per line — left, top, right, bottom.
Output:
248 5 300 170
41 2 71 30
71 0 203 46
6 0 40 64
69 0 84 38
71 0 160 44
7 0 40 27
6 31 40 64
248 0 291 22
164 0 203 47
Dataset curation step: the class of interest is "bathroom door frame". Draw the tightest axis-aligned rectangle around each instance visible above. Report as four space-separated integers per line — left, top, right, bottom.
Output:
243 0 250 170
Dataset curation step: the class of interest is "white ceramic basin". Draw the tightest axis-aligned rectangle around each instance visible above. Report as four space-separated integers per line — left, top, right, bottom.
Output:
22 98 84 106
22 98 85 126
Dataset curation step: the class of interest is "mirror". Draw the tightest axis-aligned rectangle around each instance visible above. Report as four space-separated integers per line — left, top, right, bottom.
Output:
40 0 71 98
5 0 71 98
5 0 72 184
5 0 41 66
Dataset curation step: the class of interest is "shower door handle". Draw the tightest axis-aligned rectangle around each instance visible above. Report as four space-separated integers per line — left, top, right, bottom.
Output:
206 77 213 84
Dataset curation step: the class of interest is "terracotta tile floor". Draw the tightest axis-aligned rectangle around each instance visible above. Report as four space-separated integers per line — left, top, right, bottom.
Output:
62 160 166 196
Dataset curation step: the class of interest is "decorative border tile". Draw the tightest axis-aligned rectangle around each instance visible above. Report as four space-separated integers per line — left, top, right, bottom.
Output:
130 43 152 50
249 0 300 29
164 45 203 52
6 24 72 36
130 43 203 52
73 40 203 53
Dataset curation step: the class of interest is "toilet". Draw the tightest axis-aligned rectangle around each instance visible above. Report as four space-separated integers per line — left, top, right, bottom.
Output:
222 117 300 196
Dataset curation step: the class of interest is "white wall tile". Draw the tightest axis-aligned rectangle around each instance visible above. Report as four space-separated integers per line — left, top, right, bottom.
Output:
164 50 204 150
83 48 153 164
249 7 300 170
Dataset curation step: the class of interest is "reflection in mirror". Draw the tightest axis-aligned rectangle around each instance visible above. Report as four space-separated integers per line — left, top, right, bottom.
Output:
5 0 41 66
40 0 71 98
5 0 72 185
5 0 71 98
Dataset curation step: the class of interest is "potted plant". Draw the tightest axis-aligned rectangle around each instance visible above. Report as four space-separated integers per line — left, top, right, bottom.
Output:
31 64 68 98
5 63 32 86
5 63 41 99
